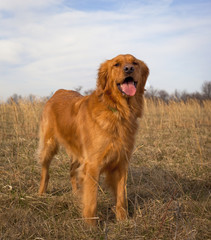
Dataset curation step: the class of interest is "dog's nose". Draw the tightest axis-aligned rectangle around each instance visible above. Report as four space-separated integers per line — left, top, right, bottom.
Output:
124 65 134 74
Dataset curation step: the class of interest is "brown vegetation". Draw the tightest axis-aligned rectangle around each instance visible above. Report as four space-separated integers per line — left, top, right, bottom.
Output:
0 98 210 239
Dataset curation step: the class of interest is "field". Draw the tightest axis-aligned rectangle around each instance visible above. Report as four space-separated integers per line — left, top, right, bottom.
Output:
0 98 210 240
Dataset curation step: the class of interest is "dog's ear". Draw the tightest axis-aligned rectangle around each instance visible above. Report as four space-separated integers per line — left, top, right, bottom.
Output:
96 60 108 94
138 60 149 94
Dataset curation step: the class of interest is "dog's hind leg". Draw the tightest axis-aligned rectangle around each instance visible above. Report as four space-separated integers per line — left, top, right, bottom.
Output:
38 125 58 195
70 158 80 193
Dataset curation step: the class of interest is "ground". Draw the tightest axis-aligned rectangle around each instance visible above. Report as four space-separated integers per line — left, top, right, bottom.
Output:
0 99 210 239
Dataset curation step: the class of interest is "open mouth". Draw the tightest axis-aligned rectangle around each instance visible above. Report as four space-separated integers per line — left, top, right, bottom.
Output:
117 77 137 96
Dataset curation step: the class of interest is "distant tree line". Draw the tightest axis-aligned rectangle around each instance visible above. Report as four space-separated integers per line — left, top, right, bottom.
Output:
5 81 211 104
145 81 211 102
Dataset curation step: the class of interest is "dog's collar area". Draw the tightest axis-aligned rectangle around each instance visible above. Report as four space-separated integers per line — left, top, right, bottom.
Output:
108 106 118 113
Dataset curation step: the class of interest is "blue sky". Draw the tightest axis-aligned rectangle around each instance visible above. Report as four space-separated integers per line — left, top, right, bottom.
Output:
0 0 211 100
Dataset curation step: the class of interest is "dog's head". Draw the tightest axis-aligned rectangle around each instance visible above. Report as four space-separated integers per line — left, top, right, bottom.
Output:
97 54 149 97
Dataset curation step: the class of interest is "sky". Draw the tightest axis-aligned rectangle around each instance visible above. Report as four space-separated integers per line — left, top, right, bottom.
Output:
0 0 211 100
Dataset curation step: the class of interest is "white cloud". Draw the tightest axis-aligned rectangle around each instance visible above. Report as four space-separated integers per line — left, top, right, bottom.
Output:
0 40 23 63
0 0 60 11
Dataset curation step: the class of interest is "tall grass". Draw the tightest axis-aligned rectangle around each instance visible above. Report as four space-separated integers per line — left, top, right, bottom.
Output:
0 98 210 239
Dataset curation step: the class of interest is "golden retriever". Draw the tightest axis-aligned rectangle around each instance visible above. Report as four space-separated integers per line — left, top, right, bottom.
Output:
38 54 149 226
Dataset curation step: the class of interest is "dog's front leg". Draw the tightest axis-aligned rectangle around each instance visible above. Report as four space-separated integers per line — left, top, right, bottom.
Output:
105 164 128 221
82 163 99 226
115 166 128 221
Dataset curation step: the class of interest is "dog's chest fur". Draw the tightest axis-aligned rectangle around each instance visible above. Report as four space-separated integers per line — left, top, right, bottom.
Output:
88 107 138 170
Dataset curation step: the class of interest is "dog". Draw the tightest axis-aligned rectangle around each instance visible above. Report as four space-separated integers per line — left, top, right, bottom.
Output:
38 54 149 226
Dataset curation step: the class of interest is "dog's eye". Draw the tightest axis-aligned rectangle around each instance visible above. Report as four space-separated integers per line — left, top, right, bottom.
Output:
114 63 120 67
133 62 138 65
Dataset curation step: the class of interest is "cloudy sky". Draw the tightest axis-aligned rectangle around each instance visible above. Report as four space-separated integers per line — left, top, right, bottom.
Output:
0 0 211 100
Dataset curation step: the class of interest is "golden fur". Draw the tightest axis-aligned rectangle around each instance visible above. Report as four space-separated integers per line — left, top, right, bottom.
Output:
38 54 149 226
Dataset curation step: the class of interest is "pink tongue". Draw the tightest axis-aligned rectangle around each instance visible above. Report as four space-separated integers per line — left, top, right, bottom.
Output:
121 82 136 96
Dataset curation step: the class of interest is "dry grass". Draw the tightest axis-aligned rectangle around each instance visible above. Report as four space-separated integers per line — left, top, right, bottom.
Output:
0 98 210 240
